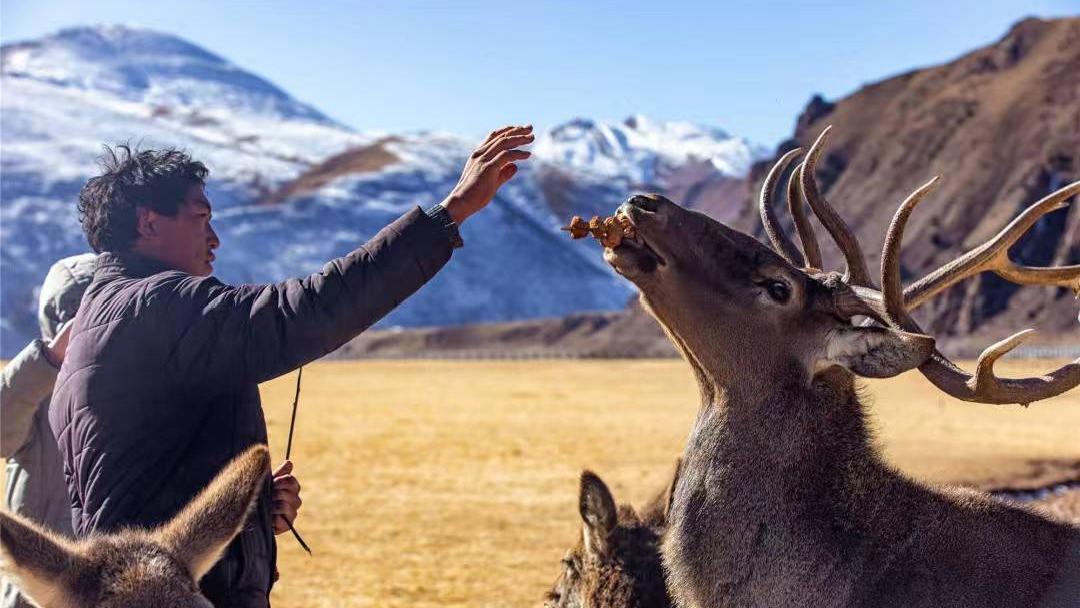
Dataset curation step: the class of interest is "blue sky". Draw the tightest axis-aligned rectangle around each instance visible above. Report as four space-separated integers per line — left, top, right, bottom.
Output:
3 1 1077 147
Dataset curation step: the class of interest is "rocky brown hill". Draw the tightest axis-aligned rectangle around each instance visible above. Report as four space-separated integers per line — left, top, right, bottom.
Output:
741 16 1080 355
337 17 1080 359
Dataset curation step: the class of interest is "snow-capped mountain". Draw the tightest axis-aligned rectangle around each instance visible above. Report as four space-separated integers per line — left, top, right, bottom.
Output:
2 25 332 124
0 25 764 356
534 115 765 184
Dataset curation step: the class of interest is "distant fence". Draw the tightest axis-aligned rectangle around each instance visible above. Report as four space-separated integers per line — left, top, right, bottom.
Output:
1012 345 1080 359
346 345 1079 361
347 349 675 360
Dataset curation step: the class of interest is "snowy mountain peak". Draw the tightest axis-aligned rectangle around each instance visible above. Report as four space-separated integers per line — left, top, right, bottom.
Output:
1 25 764 357
2 24 332 125
534 114 767 183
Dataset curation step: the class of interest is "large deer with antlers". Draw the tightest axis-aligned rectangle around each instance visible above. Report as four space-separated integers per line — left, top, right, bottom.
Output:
0 445 270 608
601 126 1080 608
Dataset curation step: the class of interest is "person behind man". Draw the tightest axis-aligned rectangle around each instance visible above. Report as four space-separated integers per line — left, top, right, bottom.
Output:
0 254 94 608
49 124 533 606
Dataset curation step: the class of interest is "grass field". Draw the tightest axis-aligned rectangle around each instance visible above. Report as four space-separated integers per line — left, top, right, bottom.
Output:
256 359 1080 607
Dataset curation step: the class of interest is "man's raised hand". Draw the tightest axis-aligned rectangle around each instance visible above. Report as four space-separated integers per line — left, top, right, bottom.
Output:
440 125 533 225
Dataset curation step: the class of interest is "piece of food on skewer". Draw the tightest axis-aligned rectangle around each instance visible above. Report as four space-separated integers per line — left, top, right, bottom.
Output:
560 211 636 247
561 216 590 239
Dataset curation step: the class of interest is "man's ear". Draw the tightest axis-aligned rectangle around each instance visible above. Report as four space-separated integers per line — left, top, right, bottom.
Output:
818 326 935 378
155 445 270 581
579 471 617 558
135 207 157 239
0 510 83 607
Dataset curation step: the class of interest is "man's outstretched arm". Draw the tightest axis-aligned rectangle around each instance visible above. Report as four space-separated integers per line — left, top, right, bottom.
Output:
166 125 533 386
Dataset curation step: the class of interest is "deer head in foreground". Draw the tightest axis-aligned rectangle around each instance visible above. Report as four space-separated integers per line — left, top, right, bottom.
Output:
545 462 680 608
603 126 1080 608
0 445 270 608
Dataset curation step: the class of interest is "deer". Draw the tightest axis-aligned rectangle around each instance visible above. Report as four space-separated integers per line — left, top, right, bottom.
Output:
0 445 270 608
601 126 1080 608
545 462 681 608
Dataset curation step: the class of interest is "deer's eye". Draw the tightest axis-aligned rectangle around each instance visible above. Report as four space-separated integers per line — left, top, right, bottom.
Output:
764 280 791 303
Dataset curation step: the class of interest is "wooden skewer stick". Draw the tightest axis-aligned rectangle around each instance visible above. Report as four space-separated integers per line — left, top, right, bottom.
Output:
284 367 312 556
560 212 636 247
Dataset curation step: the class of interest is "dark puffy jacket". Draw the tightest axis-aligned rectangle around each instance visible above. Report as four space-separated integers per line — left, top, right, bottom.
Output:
50 208 451 607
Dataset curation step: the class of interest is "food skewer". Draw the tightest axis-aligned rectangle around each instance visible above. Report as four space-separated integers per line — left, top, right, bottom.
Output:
560 212 636 248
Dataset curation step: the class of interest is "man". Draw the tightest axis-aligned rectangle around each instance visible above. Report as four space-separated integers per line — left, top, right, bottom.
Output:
1 253 94 608
2 253 304 608
49 124 533 606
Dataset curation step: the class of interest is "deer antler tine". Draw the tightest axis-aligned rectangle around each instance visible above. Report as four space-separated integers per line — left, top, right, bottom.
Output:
852 177 1079 406
800 126 874 287
789 162 823 271
993 260 1080 294
759 147 805 266
969 329 1036 394
903 180 1080 310
914 339 1078 406
880 176 940 325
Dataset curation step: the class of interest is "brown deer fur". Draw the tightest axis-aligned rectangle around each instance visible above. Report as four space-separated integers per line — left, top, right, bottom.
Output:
545 462 680 608
0 445 270 608
604 193 1080 608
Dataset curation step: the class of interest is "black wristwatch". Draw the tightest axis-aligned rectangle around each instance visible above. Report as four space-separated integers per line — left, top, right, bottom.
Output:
425 203 464 249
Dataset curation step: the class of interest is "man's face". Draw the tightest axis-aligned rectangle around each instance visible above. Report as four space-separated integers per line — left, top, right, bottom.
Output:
140 184 220 276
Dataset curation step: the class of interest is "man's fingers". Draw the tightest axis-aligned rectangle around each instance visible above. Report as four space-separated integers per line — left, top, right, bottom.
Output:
473 125 533 159
483 125 518 145
480 134 534 162
273 460 293 477
474 125 518 157
273 474 300 494
487 149 531 170
497 163 519 186
273 489 303 509
273 515 292 534
273 501 299 521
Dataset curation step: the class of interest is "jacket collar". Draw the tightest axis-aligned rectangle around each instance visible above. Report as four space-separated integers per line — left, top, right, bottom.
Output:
95 251 176 279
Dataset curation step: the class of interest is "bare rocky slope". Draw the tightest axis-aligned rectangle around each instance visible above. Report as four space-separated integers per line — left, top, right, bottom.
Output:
339 16 1080 359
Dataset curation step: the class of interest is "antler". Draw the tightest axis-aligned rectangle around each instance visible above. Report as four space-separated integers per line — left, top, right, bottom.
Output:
879 178 1080 405
789 162 823 271
757 128 871 284
800 127 875 287
759 147 806 267
897 180 1080 309
756 126 1080 405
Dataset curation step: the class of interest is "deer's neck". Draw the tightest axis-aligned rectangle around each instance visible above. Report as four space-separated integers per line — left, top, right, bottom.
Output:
664 368 901 606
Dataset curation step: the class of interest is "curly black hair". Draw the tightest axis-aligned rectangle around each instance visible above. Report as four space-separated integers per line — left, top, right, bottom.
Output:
78 145 209 253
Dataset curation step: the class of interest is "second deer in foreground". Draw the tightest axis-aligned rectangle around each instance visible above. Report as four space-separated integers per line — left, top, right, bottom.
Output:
545 462 680 608
603 126 1080 608
0 445 270 608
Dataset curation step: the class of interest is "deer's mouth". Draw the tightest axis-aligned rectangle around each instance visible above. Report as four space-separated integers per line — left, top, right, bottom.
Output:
604 211 665 277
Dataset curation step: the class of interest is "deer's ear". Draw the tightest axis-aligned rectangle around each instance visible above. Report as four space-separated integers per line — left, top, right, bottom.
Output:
819 326 935 378
156 445 270 581
641 458 682 527
579 471 618 557
0 510 82 607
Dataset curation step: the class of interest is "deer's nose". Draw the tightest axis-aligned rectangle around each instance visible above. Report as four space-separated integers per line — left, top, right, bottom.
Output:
625 194 662 212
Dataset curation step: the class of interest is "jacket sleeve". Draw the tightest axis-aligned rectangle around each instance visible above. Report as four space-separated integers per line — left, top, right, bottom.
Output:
0 340 58 457
164 206 453 386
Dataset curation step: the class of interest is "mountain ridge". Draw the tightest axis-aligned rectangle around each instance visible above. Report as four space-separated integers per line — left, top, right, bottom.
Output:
0 24 761 356
334 16 1080 359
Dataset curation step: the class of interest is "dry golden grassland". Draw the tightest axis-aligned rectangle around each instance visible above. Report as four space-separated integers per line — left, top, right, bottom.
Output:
259 359 1079 608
